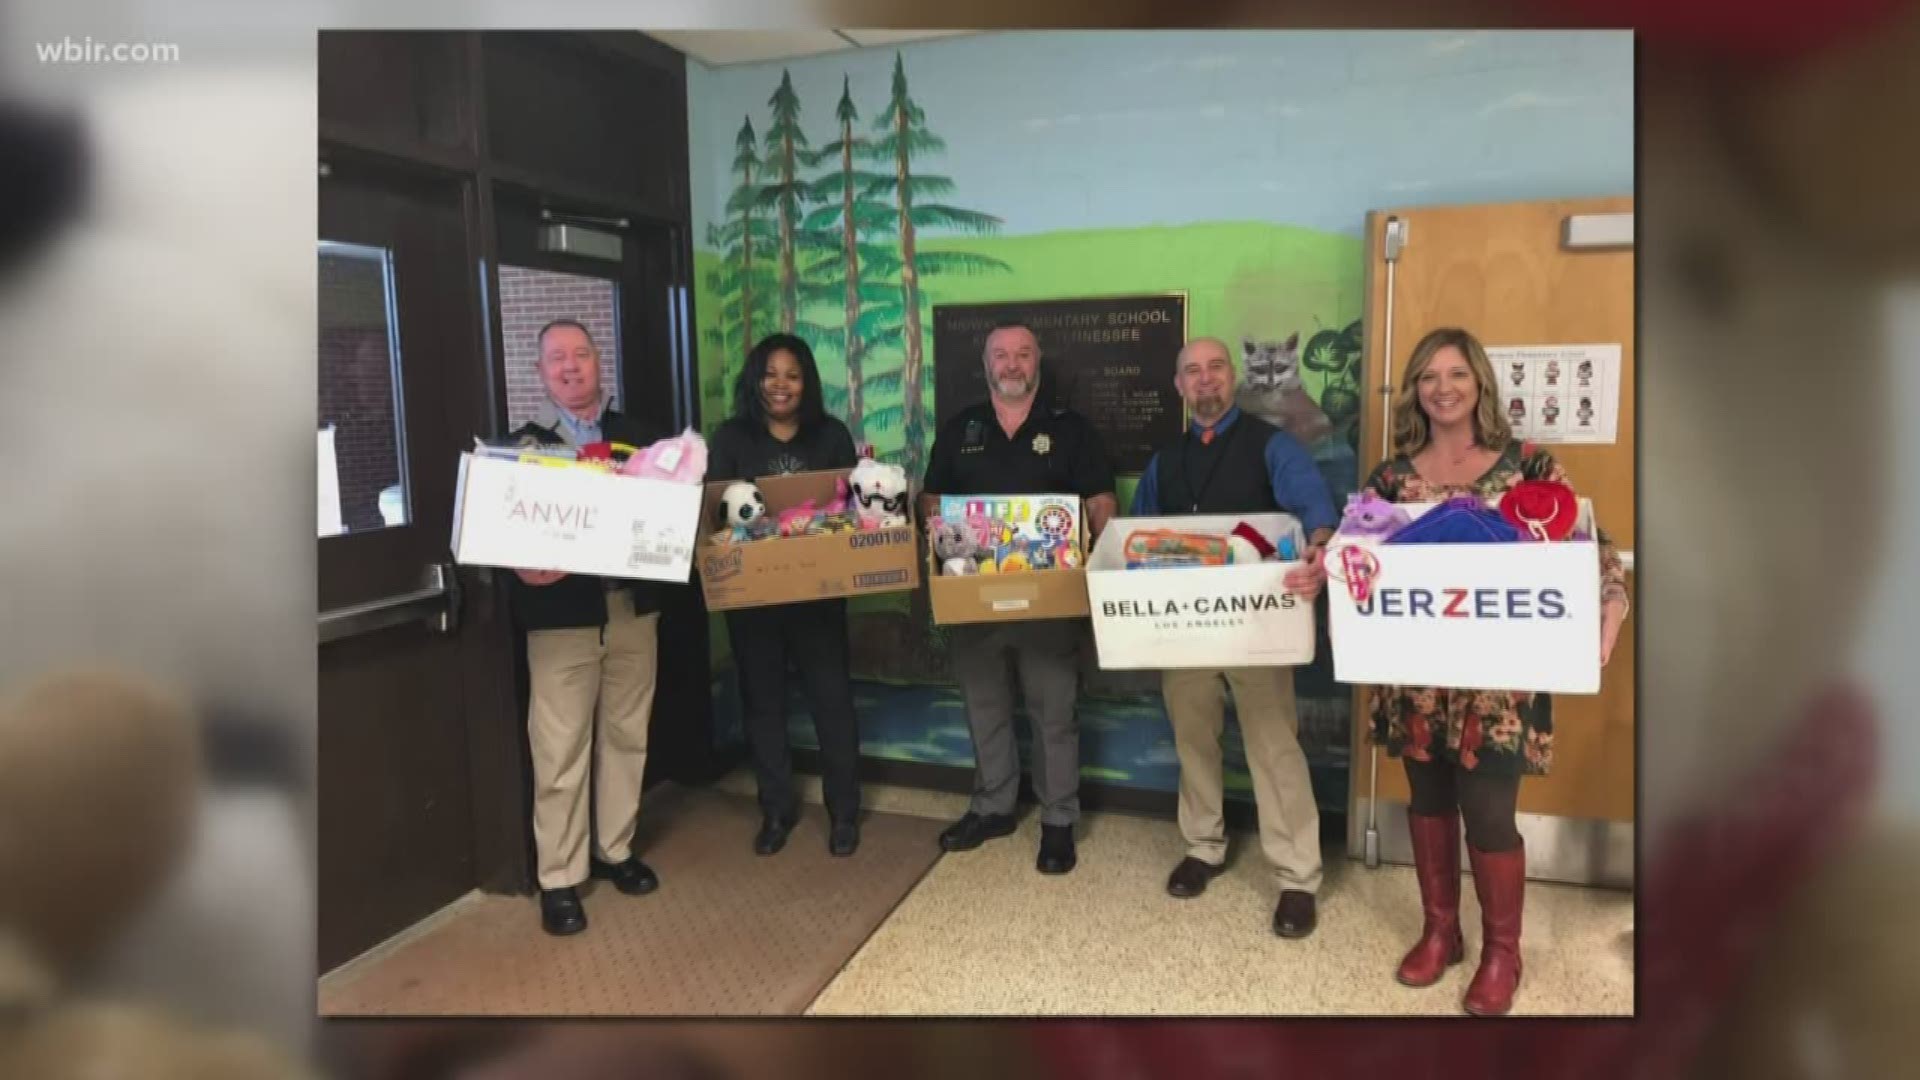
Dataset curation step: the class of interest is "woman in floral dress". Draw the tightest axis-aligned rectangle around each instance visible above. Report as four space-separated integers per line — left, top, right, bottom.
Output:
1361 328 1630 1016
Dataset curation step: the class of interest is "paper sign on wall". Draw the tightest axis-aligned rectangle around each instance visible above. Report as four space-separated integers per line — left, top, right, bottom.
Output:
319 425 345 537
1486 343 1620 445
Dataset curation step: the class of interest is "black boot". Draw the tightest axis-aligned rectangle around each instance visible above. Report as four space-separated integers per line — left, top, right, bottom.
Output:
539 887 586 936
590 856 659 896
938 811 1018 852
754 813 796 856
829 817 860 857
1037 823 1077 875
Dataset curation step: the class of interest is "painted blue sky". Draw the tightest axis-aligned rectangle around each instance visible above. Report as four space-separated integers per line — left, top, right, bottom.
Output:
688 30 1632 240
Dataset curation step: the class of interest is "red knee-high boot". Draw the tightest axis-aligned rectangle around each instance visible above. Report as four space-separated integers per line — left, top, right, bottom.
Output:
1395 810 1465 987
1463 839 1526 1016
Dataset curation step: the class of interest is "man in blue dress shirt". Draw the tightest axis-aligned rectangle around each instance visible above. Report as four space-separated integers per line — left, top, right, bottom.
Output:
1131 336 1336 938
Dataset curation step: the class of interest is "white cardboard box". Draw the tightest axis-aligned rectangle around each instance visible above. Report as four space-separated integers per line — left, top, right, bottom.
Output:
450 452 703 582
1086 512 1315 669
1325 499 1601 693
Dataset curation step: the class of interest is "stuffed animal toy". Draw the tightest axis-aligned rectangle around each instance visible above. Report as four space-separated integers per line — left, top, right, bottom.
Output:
823 476 851 516
619 428 708 484
930 518 980 575
718 481 766 529
1339 490 1413 538
714 481 775 543
848 458 909 529
0 669 312 1079
1227 522 1276 564
778 500 821 538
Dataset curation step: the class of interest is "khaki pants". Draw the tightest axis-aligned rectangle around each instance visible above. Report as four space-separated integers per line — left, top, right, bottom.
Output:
1161 666 1322 893
526 591 658 890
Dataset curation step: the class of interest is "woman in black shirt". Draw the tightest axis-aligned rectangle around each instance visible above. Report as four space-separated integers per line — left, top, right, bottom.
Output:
708 334 864 857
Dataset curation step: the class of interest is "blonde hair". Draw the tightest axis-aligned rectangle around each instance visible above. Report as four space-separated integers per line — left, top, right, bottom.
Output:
1390 327 1512 457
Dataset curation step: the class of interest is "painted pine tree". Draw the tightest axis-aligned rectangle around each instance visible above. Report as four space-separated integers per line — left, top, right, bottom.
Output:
701 115 776 407
864 52 1009 478
799 75 899 445
759 71 815 335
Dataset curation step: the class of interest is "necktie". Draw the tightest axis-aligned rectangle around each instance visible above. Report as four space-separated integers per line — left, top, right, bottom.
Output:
1200 428 1214 446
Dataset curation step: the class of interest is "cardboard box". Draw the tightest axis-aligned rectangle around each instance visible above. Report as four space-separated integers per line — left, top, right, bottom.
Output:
926 492 1090 625
450 452 702 582
927 550 1090 625
1086 512 1316 669
1325 499 1602 694
693 469 920 610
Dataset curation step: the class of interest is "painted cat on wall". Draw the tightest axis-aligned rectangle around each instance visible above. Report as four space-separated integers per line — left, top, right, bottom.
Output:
1235 333 1332 446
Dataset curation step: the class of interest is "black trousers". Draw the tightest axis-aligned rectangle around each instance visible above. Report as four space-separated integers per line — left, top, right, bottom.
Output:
724 598 861 822
1404 756 1523 852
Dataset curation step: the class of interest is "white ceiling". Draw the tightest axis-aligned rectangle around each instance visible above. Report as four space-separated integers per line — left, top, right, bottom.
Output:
647 30 975 67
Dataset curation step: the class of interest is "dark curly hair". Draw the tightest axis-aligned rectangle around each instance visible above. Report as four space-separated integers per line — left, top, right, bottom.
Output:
733 332 827 432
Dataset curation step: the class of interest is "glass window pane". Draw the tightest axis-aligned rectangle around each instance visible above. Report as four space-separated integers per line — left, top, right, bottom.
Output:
500 266 621 432
319 241 410 536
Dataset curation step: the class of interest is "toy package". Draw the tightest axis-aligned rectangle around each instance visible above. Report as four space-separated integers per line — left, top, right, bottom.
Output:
472 429 710 485
1121 521 1300 569
935 494 1082 575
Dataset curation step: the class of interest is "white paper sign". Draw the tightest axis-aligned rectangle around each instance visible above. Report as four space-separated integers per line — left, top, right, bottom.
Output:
1087 513 1316 669
1325 500 1602 694
318 425 345 537
1485 343 1620 445
451 453 703 582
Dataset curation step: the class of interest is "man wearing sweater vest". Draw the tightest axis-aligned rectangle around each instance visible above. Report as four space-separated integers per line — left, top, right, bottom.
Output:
1131 336 1336 938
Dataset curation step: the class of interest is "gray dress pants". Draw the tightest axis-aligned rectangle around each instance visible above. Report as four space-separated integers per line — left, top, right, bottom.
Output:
946 619 1083 827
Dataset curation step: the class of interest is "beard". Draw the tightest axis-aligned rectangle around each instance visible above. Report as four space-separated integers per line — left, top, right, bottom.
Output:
991 373 1035 400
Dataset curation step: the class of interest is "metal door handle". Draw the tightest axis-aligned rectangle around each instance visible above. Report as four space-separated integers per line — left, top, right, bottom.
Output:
319 562 462 644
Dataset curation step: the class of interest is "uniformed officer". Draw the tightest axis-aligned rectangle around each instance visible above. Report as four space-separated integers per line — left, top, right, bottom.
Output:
919 319 1118 874
1131 335 1336 937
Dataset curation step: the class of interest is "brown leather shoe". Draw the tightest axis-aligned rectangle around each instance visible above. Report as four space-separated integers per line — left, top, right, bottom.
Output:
1165 856 1224 898
1272 890 1317 938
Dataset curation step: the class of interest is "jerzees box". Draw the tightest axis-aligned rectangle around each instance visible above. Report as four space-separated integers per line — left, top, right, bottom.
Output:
1325 499 1602 694
1086 512 1315 669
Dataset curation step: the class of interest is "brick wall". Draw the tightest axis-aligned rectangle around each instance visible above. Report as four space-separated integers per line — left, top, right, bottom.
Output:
500 266 620 431
319 250 403 533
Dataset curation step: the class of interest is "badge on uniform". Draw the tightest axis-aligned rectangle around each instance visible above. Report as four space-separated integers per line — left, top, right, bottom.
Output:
1032 433 1052 455
961 419 986 452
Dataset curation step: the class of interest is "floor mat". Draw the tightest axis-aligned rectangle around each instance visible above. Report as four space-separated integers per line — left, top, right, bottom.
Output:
318 784 946 1015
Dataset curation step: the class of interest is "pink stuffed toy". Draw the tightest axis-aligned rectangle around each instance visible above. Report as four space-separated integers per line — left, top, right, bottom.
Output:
619 428 708 484
778 500 819 537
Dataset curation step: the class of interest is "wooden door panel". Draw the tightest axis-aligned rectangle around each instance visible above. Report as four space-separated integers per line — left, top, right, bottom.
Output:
1354 197 1635 823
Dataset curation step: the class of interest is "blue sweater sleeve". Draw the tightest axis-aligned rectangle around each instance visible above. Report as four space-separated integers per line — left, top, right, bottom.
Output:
1264 431 1338 535
1131 453 1161 516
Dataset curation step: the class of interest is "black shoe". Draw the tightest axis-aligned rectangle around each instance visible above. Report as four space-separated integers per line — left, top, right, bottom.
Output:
539 887 586 936
829 818 860 857
938 811 1018 852
1037 823 1077 875
1273 889 1318 938
1166 856 1225 898
590 856 658 896
754 814 795 856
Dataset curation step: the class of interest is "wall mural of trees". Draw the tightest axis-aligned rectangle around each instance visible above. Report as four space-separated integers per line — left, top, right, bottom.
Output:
702 53 1010 480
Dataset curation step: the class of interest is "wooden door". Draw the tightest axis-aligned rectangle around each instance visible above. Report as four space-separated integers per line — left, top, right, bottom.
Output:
1350 197 1635 824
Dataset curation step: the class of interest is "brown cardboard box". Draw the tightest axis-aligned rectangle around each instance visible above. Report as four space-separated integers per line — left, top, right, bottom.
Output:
694 468 919 611
926 546 1090 625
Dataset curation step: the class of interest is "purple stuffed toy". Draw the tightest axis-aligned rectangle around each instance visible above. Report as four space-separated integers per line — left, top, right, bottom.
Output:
1340 491 1412 539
